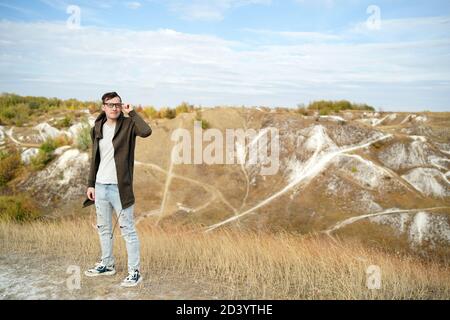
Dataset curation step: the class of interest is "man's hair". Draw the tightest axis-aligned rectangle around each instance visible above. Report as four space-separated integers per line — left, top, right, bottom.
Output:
101 91 122 104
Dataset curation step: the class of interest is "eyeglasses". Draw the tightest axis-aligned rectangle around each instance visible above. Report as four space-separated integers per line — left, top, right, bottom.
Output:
104 103 122 109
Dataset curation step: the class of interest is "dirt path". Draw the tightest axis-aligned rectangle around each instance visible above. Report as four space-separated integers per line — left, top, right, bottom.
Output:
0 252 219 300
204 133 394 232
324 206 450 235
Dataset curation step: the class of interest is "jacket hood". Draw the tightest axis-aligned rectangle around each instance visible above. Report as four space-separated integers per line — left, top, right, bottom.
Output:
94 110 124 139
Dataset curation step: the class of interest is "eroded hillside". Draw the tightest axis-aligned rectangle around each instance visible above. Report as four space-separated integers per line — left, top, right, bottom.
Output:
2 108 449 254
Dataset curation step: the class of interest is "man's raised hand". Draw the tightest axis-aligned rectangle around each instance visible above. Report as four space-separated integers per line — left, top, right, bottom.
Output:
122 103 134 115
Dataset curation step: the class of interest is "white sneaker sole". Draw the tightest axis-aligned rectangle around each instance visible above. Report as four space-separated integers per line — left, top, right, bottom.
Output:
120 276 143 287
84 270 117 277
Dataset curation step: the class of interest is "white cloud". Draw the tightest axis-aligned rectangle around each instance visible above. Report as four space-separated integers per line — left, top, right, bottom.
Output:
0 18 449 110
166 0 272 21
125 1 142 9
40 0 116 10
294 0 336 9
242 28 342 41
39 0 111 26
351 15 450 34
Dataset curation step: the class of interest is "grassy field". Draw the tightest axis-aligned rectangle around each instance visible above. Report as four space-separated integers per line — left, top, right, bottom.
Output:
1 217 449 299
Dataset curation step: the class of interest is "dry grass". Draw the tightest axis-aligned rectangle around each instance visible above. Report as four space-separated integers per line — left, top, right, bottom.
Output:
0 217 449 299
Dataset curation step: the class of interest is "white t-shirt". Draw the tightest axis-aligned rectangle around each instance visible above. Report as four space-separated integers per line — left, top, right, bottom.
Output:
96 121 118 184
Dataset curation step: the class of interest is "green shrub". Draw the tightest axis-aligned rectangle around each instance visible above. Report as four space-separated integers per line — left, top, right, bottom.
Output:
159 107 176 119
0 148 22 187
334 100 353 111
30 137 58 170
54 115 73 128
30 150 53 171
0 195 41 222
175 102 194 116
75 122 91 151
296 103 308 116
0 103 30 126
40 138 58 154
306 100 375 113
0 93 99 125
308 100 334 112
193 111 210 129
142 106 158 119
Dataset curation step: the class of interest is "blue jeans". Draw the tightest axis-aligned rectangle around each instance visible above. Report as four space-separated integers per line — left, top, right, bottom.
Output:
94 182 140 273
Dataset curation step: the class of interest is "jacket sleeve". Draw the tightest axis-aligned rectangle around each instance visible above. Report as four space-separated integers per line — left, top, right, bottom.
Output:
87 126 96 188
129 109 152 137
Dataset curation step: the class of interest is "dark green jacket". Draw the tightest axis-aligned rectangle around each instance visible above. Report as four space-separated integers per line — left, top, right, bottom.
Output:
82 109 152 209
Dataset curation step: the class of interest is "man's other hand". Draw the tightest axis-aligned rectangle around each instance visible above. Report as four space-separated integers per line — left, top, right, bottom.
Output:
87 187 95 201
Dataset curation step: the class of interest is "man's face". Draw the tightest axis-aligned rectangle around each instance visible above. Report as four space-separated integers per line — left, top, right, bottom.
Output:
102 96 122 120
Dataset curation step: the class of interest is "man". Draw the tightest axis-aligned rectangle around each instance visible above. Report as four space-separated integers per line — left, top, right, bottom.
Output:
82 91 152 287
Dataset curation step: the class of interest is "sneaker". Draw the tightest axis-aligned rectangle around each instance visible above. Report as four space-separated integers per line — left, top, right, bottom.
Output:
84 262 116 277
120 270 143 287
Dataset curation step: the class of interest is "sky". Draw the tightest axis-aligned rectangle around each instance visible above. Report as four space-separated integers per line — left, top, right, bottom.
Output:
0 0 450 111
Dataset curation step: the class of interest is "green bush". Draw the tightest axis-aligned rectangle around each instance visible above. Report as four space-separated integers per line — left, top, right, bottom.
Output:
30 150 53 171
306 100 375 113
319 108 331 116
297 107 308 115
0 195 41 222
76 122 92 151
0 148 22 187
40 138 58 154
175 102 194 116
30 137 58 170
193 111 210 129
0 92 99 125
308 100 333 112
0 103 30 126
296 103 308 116
159 107 176 119
143 106 178 119
142 106 158 119
54 115 73 128
333 100 353 111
